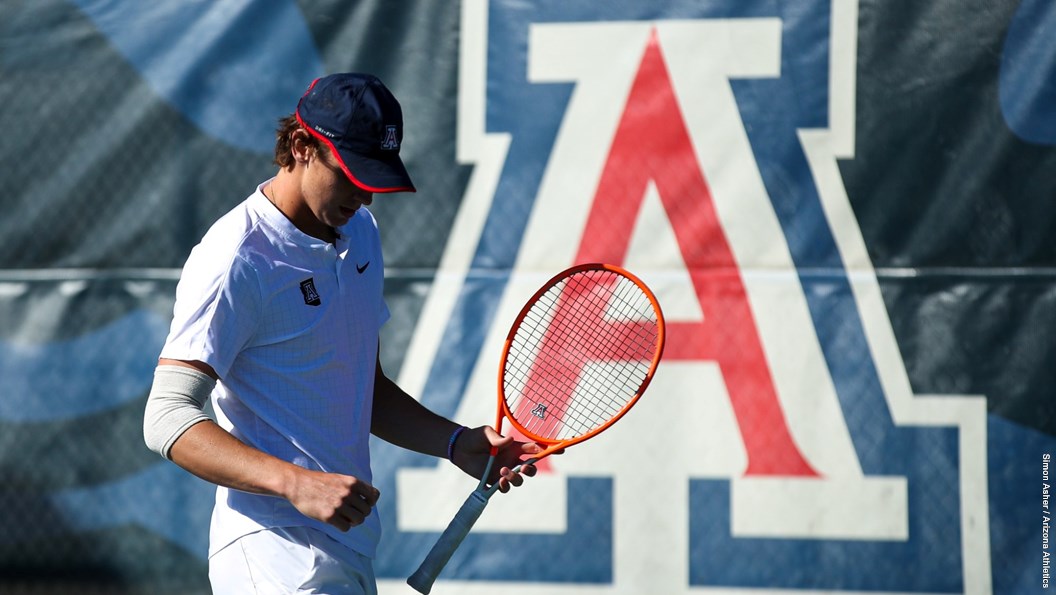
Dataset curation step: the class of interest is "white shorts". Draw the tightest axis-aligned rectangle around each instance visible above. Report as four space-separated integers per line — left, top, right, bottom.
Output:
208 526 377 595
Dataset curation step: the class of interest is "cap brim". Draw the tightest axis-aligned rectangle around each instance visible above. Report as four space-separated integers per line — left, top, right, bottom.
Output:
299 116 416 193
332 146 416 194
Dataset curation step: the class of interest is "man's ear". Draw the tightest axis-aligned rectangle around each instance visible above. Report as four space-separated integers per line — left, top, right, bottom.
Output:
290 129 314 164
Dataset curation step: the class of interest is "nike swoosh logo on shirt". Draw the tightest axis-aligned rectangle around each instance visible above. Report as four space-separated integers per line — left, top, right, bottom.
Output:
356 261 370 274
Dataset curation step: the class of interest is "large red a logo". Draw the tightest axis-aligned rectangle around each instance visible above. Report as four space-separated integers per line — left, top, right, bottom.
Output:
576 30 817 477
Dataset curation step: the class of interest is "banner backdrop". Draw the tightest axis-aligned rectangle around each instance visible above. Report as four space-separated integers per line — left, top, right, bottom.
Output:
1 1 1054 593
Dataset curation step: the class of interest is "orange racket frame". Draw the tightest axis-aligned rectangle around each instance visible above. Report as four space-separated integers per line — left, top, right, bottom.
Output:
407 263 664 594
492 262 666 458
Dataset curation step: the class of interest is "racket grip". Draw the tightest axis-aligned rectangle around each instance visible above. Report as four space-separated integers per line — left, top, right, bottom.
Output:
407 489 490 594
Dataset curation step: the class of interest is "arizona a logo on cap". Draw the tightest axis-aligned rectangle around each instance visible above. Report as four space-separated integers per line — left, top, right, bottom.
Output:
381 125 400 150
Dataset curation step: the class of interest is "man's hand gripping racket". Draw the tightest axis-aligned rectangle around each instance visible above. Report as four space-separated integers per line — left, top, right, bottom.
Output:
407 263 666 594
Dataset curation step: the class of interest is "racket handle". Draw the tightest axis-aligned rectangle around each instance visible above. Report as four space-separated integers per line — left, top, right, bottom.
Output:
407 489 490 594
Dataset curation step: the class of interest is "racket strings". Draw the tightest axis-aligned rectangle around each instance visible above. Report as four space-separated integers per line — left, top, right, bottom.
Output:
504 268 660 441
525 305 654 436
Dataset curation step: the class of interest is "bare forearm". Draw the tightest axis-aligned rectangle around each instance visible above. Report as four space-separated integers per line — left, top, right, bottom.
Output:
169 419 298 498
170 420 380 530
368 354 540 492
370 369 459 457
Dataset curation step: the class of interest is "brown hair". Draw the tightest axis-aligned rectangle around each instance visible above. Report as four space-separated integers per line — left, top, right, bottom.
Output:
273 114 320 169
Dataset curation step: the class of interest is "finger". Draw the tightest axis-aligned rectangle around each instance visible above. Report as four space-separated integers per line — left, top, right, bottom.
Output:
483 425 514 448
497 467 524 491
339 513 360 531
520 462 537 477
324 505 360 532
355 483 381 506
338 501 370 526
520 441 544 456
344 491 376 516
327 516 353 532
340 475 380 506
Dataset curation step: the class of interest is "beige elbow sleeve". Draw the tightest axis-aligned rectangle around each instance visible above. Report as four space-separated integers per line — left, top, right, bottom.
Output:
143 365 215 460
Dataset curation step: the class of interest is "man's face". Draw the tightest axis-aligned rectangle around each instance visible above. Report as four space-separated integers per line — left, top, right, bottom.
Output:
301 147 374 231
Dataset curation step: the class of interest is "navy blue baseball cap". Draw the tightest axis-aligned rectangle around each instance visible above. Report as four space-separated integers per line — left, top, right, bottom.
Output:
295 73 416 193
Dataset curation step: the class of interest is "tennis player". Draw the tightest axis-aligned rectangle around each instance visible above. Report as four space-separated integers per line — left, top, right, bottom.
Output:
143 73 541 594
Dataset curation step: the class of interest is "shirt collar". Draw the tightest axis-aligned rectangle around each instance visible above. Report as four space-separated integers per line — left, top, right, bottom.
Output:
249 179 343 248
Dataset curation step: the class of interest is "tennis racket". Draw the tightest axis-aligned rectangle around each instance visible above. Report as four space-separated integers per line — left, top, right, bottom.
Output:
407 263 665 594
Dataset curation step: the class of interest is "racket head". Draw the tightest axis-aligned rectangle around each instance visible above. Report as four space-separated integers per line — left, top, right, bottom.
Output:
496 263 665 455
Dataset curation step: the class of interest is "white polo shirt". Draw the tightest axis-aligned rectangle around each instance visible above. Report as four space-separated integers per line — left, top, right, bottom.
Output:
160 180 389 558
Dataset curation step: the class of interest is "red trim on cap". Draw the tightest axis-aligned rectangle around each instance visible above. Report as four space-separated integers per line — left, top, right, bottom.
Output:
294 111 415 194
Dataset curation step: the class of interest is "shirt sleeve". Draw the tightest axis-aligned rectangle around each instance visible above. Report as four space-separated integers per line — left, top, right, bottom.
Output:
160 245 261 379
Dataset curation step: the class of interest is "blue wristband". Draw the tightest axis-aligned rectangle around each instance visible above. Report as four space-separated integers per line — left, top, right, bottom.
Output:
447 426 468 462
